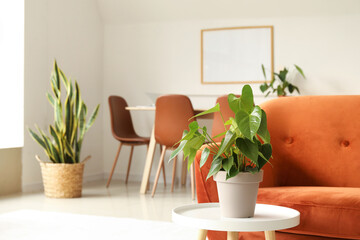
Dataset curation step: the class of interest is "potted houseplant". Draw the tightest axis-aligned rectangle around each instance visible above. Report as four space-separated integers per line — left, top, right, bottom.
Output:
170 84 272 218
28 60 100 198
260 64 305 97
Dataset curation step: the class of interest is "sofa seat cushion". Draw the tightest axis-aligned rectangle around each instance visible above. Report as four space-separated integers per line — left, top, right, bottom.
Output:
257 187 360 240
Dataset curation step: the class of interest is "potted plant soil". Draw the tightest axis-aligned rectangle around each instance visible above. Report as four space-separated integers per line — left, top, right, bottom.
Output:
28 61 100 198
170 85 272 218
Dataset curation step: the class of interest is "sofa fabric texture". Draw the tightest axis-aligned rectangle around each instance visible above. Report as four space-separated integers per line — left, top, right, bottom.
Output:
194 96 360 240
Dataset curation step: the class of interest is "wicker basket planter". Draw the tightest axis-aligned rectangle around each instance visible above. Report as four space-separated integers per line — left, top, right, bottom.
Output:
37 156 90 198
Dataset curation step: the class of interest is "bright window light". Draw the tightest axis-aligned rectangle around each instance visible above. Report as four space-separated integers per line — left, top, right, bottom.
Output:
0 0 24 148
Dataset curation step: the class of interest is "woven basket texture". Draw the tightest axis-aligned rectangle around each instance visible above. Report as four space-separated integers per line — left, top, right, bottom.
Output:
40 162 85 198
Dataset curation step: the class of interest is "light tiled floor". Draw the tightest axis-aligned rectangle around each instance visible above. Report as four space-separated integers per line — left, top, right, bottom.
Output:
0 180 196 222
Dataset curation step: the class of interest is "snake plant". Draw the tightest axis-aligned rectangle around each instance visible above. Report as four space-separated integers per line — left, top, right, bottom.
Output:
29 61 100 163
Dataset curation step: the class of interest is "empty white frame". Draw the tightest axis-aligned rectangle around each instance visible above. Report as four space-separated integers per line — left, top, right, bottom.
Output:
201 26 273 84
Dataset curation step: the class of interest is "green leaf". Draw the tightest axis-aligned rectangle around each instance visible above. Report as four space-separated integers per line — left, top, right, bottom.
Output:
74 81 82 118
288 84 295 93
226 165 239 180
187 148 198 170
182 132 205 162
46 93 55 106
228 94 241 113
79 103 87 140
257 109 270 143
222 155 233 172
260 83 269 93
59 69 69 91
277 85 285 96
278 68 288 82
212 131 226 140
185 134 205 152
64 139 76 163
38 127 57 163
54 99 63 132
245 165 259 173
169 140 187 161
240 84 254 113
294 64 305 79
258 143 272 170
28 128 47 150
49 125 64 163
206 156 222 180
235 106 262 140
236 138 259 164
51 61 61 96
200 147 210 168
214 130 236 159
189 121 199 131
261 64 267 80
85 104 100 132
191 103 220 119
65 95 73 141
294 86 300 94
224 119 232 125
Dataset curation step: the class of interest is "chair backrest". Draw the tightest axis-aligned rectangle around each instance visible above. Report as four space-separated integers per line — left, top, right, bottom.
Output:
155 95 194 147
211 95 238 142
261 95 360 187
108 96 137 140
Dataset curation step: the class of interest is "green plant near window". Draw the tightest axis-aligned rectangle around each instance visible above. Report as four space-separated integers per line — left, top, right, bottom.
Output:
28 60 100 164
170 85 272 180
260 64 305 97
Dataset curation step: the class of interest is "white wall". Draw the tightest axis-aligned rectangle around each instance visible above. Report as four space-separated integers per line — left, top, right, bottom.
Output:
101 1 360 184
23 0 104 191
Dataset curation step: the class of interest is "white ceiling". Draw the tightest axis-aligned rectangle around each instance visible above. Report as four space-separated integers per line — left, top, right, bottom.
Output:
97 0 360 25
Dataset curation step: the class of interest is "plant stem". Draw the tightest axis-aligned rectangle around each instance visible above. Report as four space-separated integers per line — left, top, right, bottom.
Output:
204 131 220 149
204 140 218 155
219 111 227 132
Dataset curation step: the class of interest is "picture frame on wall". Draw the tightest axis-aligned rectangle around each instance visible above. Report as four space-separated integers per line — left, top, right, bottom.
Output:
201 26 274 84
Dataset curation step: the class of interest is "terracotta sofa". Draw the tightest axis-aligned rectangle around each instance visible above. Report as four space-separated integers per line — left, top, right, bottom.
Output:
194 96 360 240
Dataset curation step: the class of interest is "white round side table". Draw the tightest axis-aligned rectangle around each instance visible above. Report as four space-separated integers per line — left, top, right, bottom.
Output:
172 203 300 240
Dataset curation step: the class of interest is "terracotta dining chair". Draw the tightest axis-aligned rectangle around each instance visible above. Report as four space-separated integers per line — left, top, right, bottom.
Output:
106 96 152 187
151 95 196 198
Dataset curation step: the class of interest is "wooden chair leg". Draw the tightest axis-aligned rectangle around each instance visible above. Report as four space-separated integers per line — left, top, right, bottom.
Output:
171 155 177 192
190 162 195 200
181 156 187 186
151 146 167 197
162 160 166 187
146 144 150 190
106 142 123 188
160 144 166 187
125 146 134 184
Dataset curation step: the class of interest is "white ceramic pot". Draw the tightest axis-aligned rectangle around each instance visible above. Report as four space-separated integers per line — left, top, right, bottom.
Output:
213 170 263 218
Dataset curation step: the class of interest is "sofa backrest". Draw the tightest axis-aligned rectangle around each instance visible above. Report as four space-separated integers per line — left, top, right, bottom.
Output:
261 95 360 187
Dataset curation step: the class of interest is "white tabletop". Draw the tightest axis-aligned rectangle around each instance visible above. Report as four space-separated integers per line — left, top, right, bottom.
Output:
172 203 300 232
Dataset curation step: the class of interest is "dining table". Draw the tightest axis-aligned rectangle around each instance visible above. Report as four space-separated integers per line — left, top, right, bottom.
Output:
125 106 212 194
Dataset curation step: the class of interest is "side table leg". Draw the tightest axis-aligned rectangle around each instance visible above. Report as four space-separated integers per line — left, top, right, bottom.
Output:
197 229 207 240
227 231 238 240
264 231 276 240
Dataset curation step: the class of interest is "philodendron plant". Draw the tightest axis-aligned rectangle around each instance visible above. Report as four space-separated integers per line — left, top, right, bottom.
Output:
170 85 272 180
28 61 100 164
260 64 306 97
